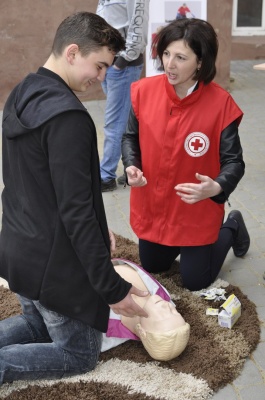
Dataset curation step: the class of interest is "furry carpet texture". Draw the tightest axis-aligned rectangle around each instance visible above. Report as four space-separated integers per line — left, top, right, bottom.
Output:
0 234 261 400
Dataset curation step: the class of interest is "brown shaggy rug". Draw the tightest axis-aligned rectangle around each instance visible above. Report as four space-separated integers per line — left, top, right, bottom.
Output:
0 234 261 400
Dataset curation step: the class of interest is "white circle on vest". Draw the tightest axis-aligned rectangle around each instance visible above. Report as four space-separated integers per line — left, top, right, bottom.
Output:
184 132 210 157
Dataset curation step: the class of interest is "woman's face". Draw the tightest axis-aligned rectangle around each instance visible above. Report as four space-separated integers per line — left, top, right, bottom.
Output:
162 39 201 93
140 295 186 333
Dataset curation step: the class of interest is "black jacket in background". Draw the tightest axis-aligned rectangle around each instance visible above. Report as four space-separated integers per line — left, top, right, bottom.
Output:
0 67 131 332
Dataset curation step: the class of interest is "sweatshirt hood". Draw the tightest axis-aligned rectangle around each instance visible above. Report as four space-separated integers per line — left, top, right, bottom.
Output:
2 70 86 140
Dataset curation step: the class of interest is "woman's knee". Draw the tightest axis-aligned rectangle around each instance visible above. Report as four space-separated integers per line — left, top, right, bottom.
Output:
139 239 179 273
181 274 212 291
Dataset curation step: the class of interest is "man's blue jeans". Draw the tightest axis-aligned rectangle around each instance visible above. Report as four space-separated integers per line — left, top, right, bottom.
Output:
0 295 102 384
100 64 143 182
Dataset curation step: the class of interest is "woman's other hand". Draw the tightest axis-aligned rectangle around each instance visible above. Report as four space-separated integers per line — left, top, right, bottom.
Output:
126 166 147 187
174 172 222 204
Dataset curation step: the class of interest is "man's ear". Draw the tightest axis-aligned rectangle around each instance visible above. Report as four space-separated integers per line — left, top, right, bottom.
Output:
66 44 79 64
135 323 147 339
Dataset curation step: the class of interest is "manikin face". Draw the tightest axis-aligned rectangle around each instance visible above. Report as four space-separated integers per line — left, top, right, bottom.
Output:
162 39 201 95
67 45 114 92
140 295 186 333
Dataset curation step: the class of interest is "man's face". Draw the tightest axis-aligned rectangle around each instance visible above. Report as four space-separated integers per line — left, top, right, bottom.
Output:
67 46 114 92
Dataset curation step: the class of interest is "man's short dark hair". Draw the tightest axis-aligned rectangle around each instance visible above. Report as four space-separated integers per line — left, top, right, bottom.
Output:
52 11 125 57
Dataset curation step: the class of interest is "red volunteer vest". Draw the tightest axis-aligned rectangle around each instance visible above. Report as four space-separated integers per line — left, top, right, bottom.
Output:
130 75 243 246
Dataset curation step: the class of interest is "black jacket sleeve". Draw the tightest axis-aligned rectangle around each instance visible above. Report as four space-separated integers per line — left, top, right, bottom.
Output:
211 120 245 204
42 111 131 305
121 106 142 170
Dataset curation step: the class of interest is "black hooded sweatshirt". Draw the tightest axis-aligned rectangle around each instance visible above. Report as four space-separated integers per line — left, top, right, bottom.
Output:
0 67 131 332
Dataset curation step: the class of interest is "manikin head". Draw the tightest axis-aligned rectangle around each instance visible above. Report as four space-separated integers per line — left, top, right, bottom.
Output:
133 294 190 361
113 262 190 361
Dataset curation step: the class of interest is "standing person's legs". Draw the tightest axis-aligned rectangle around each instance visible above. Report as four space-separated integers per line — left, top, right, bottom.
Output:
100 65 143 186
0 295 102 385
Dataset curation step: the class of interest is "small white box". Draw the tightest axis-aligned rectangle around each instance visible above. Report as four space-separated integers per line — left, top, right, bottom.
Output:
218 294 241 329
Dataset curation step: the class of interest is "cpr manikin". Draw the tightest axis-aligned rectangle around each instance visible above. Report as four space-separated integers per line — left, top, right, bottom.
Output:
102 259 190 361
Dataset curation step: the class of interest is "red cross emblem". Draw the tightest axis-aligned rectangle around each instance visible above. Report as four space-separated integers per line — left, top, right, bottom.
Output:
184 132 210 157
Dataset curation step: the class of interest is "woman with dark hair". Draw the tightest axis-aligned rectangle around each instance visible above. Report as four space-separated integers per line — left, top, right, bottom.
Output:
121 18 250 291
